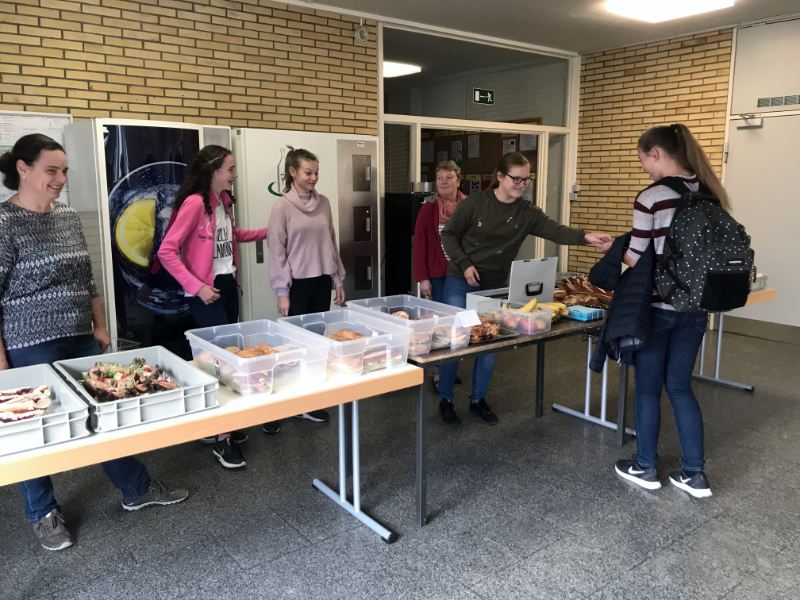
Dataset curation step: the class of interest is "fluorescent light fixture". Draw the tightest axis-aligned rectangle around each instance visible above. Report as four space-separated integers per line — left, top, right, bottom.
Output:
383 62 422 78
606 0 734 23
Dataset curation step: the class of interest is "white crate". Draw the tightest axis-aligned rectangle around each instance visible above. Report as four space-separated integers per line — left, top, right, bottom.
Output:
54 346 218 433
185 320 329 395
347 295 471 354
0 364 91 457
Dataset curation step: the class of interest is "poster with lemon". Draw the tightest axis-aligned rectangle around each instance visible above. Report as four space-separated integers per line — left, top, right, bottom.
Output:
105 125 200 354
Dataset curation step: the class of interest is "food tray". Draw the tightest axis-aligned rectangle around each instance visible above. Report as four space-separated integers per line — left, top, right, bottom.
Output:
476 299 553 335
347 295 471 355
565 306 604 321
54 346 218 432
469 327 520 345
278 309 411 381
0 364 91 457
185 320 328 395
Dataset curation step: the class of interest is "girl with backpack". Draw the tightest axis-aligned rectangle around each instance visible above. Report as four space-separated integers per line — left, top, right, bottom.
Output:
614 124 731 498
157 145 267 469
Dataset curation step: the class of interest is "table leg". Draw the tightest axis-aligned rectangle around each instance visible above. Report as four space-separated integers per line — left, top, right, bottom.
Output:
616 364 629 447
416 366 429 527
342 402 353 478
313 400 397 543
692 312 755 393
535 342 545 418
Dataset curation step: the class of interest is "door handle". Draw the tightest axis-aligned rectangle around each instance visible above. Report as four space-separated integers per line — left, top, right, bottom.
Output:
366 266 372 281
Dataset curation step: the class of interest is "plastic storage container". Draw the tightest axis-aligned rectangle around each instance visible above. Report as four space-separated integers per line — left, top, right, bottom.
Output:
0 364 91 457
54 346 219 432
347 295 471 355
751 273 768 291
185 320 329 395
279 309 411 381
565 306 604 321
476 299 553 335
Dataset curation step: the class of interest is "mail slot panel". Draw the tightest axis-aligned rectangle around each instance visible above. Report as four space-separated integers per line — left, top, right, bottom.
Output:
353 206 372 243
353 256 373 292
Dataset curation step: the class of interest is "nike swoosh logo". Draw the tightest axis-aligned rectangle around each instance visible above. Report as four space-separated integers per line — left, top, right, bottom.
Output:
628 467 645 475
680 477 691 484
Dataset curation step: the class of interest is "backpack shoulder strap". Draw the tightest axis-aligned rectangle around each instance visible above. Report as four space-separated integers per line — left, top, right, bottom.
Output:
654 176 692 197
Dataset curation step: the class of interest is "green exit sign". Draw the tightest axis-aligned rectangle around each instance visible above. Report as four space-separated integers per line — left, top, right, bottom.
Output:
473 88 494 105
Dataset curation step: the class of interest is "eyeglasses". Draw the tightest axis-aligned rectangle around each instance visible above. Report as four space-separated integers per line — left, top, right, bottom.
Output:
503 174 531 185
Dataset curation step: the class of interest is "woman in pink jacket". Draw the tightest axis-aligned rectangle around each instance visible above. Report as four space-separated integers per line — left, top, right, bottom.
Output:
158 145 267 469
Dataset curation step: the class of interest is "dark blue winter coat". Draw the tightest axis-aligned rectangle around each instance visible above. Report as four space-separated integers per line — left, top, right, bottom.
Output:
589 232 655 372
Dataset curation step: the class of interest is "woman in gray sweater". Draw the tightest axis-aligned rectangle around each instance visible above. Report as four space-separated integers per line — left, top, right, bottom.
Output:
0 134 188 551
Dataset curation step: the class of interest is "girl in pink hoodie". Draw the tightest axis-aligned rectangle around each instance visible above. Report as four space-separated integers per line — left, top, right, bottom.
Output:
158 145 267 469
261 147 345 434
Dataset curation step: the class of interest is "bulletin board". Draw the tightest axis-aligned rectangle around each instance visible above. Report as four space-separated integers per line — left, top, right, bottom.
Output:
420 128 539 201
0 110 73 204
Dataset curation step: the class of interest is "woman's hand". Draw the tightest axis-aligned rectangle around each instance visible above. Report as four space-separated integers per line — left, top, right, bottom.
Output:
419 279 432 297
464 266 481 287
0 355 9 371
277 296 290 317
334 286 345 306
197 284 220 305
93 327 112 352
584 232 613 254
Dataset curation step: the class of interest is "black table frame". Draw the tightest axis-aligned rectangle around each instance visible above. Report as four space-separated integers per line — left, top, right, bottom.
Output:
407 321 631 527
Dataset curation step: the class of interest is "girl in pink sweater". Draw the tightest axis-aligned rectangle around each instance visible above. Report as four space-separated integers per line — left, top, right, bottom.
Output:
262 147 345 433
158 145 267 469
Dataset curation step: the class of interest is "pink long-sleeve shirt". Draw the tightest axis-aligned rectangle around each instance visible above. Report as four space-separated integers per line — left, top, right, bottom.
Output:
157 190 267 296
268 185 345 298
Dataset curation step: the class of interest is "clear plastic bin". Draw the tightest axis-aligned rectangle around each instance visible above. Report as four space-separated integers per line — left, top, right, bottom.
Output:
278 309 410 381
185 320 328 395
54 346 218 432
0 364 91 457
476 299 553 335
347 295 471 355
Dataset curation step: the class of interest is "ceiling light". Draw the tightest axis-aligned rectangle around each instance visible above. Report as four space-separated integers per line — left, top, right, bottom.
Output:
605 0 734 23
383 62 422 78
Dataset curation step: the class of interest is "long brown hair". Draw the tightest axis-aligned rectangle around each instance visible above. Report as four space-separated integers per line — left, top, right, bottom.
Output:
173 145 233 215
283 146 318 193
490 152 530 189
638 124 730 211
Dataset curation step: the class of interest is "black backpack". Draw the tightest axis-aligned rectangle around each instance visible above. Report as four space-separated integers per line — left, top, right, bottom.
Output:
653 177 754 313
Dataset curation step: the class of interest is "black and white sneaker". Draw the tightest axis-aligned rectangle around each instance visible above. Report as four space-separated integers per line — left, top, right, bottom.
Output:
200 430 248 445
262 421 281 435
615 458 661 490
294 410 330 423
669 470 712 498
212 438 246 469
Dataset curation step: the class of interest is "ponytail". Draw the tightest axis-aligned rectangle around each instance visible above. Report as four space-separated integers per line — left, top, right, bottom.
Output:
490 152 530 189
638 124 730 211
283 146 318 193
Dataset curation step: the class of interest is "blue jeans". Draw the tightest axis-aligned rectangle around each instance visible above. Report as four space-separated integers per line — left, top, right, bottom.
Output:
186 274 239 327
429 276 447 376
7 334 151 523
429 276 447 304
438 275 500 403
633 308 708 472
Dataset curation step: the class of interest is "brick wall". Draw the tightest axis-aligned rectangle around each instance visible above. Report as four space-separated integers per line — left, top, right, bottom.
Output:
0 0 378 134
570 30 732 272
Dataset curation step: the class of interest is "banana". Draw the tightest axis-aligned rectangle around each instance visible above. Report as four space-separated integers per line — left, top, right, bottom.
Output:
519 298 538 312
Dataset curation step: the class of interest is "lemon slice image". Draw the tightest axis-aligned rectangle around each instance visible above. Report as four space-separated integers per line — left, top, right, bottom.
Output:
115 198 156 267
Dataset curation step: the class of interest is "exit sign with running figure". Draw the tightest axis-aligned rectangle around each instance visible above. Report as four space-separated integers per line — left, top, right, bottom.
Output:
473 88 495 105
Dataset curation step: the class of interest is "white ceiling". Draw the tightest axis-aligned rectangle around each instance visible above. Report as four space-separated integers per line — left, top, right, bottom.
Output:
300 0 800 54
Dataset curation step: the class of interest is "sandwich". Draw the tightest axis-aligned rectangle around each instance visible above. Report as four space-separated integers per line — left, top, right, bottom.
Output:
226 370 272 395
0 385 52 423
391 310 410 319
361 346 404 373
408 332 431 354
327 353 362 376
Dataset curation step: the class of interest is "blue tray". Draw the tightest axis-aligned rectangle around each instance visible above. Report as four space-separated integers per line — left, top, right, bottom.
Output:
565 306 604 321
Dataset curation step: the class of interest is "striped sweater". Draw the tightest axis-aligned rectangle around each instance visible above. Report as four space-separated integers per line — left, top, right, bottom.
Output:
0 201 98 350
626 175 699 310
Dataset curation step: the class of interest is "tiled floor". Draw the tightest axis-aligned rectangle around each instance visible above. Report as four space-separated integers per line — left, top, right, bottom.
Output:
2 331 798 600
